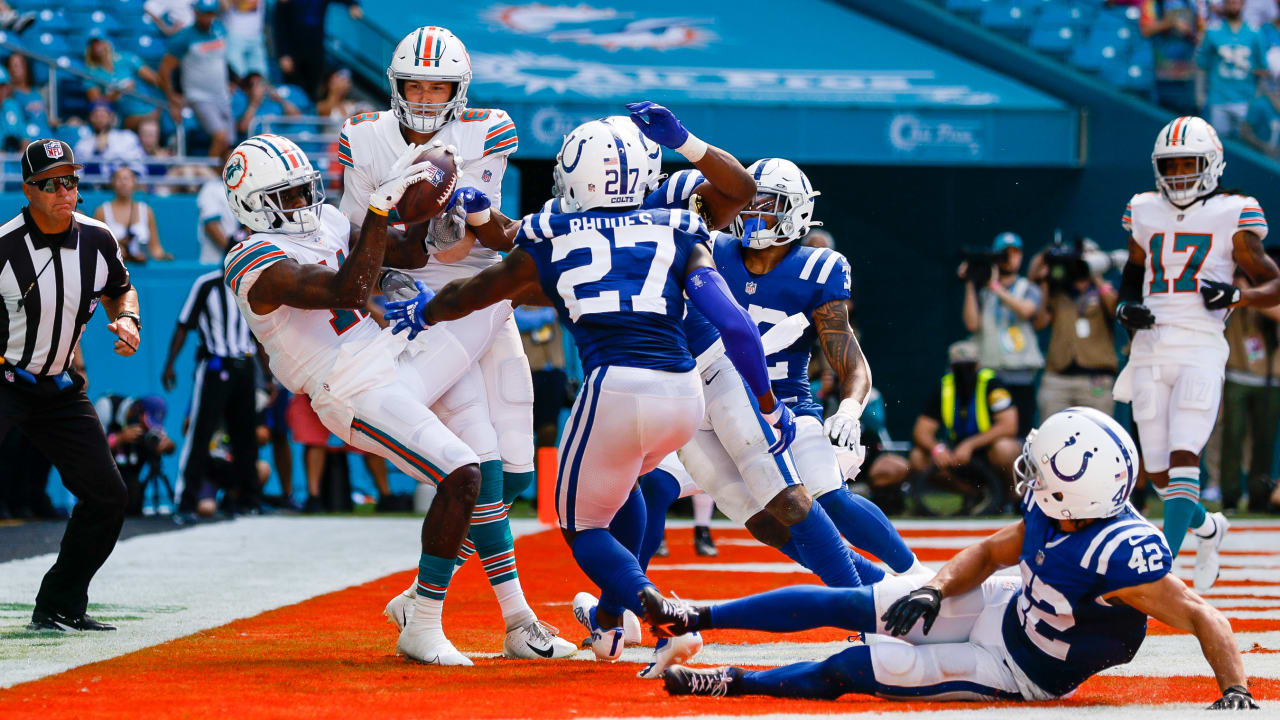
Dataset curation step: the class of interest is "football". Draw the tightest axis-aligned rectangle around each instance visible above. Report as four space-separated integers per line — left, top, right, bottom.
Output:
395 144 458 224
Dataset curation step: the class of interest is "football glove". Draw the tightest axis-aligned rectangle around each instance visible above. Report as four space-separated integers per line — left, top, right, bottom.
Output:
447 186 492 225
425 202 467 251
369 143 427 212
881 586 941 637
824 398 863 450
1200 279 1242 310
384 280 436 340
626 101 689 150
1116 301 1156 332
1208 685 1258 710
761 399 796 456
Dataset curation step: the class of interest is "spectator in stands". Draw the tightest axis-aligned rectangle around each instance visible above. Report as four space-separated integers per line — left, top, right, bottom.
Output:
1241 88 1280 154
84 32 160 132
159 0 232 158
233 72 301 138
1029 238 1119 419
1141 0 1206 115
224 0 268 80
1198 0 1265 137
144 0 194 36
95 394 176 517
0 67 26 151
316 68 361 121
0 2 33 35
1245 0 1278 29
959 231 1042 437
909 340 1021 516
196 149 240 263
6 54 47 136
74 101 146 172
93 166 171 263
275 0 364 100
134 116 174 188
1217 268 1280 512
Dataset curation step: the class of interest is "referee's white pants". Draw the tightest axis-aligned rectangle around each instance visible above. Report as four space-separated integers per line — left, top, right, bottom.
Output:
556 366 703 532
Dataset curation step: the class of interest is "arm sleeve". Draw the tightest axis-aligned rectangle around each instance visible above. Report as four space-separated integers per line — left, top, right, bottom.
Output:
100 233 132 298
165 29 191 58
1238 198 1268 241
223 240 287 300
685 266 771 397
1120 261 1146 303
481 112 518 160
986 380 1014 414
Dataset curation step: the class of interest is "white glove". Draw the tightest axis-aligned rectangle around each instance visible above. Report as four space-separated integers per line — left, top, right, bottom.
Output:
369 143 427 212
824 398 864 450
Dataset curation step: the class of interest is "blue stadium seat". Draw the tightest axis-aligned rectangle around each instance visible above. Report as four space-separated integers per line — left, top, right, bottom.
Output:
945 0 993 16
1038 3 1097 29
122 34 166 63
979 1 1039 37
69 10 122 35
34 10 70 33
1028 21 1077 57
29 32 70 58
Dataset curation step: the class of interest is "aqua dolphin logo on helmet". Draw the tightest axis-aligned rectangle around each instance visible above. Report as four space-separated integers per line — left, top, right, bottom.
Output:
1046 434 1095 483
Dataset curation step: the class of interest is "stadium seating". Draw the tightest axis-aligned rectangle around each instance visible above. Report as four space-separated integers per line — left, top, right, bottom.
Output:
934 0 1156 98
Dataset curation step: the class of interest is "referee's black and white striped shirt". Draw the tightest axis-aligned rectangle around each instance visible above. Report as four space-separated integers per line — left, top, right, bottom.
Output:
0 208 131 376
177 269 255 359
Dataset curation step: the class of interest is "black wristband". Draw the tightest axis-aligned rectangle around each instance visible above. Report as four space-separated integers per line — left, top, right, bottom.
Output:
1119 261 1145 303
115 311 142 332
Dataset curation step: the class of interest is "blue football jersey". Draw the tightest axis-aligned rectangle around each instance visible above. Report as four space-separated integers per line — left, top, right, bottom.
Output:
712 234 852 419
645 169 705 211
1001 494 1171 697
513 208 707 374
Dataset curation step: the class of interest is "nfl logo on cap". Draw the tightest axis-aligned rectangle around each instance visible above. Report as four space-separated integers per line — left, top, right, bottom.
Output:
44 141 63 159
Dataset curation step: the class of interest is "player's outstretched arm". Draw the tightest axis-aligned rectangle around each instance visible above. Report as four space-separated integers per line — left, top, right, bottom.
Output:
1105 574 1253 707
626 101 754 230
421 248 540 325
684 243 794 454
925 520 1022 599
248 208 390 313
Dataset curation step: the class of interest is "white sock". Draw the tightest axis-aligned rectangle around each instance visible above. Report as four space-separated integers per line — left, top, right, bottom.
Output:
493 578 536 631
692 493 714 526
410 594 445 634
1192 513 1217 537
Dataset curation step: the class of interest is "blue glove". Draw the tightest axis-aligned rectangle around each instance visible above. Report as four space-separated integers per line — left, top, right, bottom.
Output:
447 186 491 215
384 280 436 340
761 400 796 456
625 101 689 150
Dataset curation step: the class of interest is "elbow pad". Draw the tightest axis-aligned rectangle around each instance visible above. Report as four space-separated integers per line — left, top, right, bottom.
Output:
685 267 771 396
1120 261 1145 303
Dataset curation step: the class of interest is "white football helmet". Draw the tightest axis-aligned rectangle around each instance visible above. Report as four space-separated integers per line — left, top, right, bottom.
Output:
732 158 821 249
387 26 471 134
1151 116 1224 205
1014 407 1138 520
223 134 325 234
553 119 650 212
552 116 663 203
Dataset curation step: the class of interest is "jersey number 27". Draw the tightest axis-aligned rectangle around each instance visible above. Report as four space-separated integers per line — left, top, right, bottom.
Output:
552 227 676 321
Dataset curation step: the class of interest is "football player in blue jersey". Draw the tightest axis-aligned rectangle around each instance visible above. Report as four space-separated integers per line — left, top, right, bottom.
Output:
384 117 799 665
648 407 1256 710
702 158 920 577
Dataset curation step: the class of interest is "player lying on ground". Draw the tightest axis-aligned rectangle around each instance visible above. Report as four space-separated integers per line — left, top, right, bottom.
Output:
645 407 1257 710
385 117 797 665
1115 115 1280 592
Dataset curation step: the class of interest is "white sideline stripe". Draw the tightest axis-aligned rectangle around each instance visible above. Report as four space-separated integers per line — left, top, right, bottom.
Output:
0 517 544 689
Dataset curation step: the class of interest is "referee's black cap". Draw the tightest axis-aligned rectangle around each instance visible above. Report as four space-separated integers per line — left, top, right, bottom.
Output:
21 138 83 181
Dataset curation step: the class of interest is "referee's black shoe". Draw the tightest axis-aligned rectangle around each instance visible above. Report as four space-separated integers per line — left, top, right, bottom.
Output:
28 608 117 632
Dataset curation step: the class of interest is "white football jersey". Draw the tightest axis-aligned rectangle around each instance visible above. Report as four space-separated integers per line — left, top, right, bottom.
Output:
223 204 385 396
1124 190 1268 335
337 108 517 288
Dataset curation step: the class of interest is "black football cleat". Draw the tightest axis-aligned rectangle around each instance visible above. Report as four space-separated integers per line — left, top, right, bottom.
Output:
693 525 718 557
28 608 117 632
639 586 704 637
663 665 743 697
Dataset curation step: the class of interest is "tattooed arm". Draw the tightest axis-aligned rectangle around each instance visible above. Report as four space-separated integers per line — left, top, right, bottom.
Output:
813 299 872 407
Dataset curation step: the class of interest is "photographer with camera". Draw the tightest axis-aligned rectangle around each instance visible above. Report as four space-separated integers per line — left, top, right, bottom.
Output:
1030 236 1119 418
94 394 175 516
959 232 1043 436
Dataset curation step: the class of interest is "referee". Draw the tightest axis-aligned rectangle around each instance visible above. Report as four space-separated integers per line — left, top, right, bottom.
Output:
161 267 259 515
0 139 141 632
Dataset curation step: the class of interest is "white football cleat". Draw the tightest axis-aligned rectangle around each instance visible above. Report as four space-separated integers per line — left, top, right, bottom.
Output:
637 632 703 679
397 622 472 666
623 609 643 646
503 620 577 659
572 591 625 661
1194 511 1229 592
384 590 414 632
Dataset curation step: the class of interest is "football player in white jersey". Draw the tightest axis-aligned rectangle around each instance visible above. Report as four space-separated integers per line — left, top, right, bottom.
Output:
221 134 516 665
338 26 574 659
1114 115 1280 591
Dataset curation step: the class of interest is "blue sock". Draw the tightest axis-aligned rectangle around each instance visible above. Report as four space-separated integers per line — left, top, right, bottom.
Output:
571 528 652 618
708 585 875 633
639 469 681 570
786 501 863 588
850 550 886 585
740 645 875 699
416 552 456 600
817 487 915 573
502 470 536 507
1157 467 1204 557
601 488 647 616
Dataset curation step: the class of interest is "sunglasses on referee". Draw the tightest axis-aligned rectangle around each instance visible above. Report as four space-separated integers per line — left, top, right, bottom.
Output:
26 175 79 193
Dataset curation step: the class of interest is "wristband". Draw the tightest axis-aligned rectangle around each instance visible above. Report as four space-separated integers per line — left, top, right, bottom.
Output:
466 207 491 226
368 205 388 217
674 133 708 162
931 443 946 458
115 311 142 332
